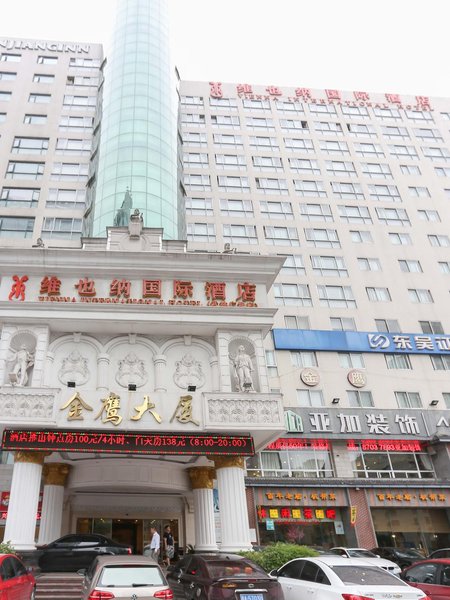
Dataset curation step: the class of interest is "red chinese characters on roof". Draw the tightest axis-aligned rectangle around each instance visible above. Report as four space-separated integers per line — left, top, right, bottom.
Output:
354 91 370 101
8 275 28 301
75 278 96 297
209 82 223 98
385 93 402 104
40 276 61 296
326 89 341 100
237 83 253 95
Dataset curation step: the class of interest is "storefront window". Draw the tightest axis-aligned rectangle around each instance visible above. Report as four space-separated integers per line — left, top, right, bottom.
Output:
247 442 334 478
350 444 434 479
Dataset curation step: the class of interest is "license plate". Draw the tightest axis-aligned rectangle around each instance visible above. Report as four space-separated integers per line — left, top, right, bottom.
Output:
239 594 264 600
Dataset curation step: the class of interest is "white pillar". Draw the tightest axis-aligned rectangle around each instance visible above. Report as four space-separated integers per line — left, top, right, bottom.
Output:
210 356 220 392
3 451 48 550
38 463 70 545
153 355 167 392
43 351 55 386
97 353 110 394
187 467 218 552
214 457 252 552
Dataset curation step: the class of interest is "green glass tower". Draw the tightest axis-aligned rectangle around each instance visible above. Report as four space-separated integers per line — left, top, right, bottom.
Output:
88 0 180 238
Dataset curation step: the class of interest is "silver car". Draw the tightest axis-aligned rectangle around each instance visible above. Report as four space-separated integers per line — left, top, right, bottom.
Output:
79 555 173 600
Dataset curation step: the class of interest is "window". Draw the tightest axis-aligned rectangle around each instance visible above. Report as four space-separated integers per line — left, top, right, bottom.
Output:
338 353 364 368
0 71 16 80
1 54 21 62
186 223 216 242
430 355 450 371
297 389 324 406
246 116 274 130
395 391 422 408
350 230 373 243
443 393 450 409
223 224 258 245
273 283 312 306
250 136 279 150
6 161 44 180
183 174 211 191
55 138 91 155
29 93 51 103
376 207 410 226
185 197 213 216
389 232 412 245
428 234 450 247
260 201 293 219
213 133 243 148
408 288 433 303
253 443 333 478
414 127 443 141
374 106 401 120
326 160 356 177
264 226 299 246
280 255 305 275
381 126 410 139
368 184 401 202
46 188 85 209
252 156 283 171
51 162 88 181
400 164 421 175
0 91 12 101
63 94 96 108
408 186 430 198
285 315 310 329
438 261 450 274
0 112 5 122
399 259 422 273
348 390 374 407
211 114 240 128
181 113 205 127
357 257 382 271
351 442 434 479
338 205 372 224
361 163 392 178
330 317 356 331
12 137 49 154
294 180 326 197
418 209 440 222
435 167 450 177
242 98 271 110
331 182 364 200
276 101 305 113
0 216 34 238
59 116 93 130
319 140 350 155
347 123 376 137
314 121 343 135
354 142 384 157
304 228 340 248
183 152 209 168
404 109 433 122
341 105 370 118
389 144 418 159
289 158 320 174
183 132 207 147
0 187 39 208
422 146 450 162
41 217 82 240
220 198 253 217
37 55 57 64
311 255 348 277
284 137 314 153
69 57 101 69
209 97 237 109
218 175 250 192
280 119 308 131
255 178 288 194
419 321 443 334
181 95 203 106
366 287 391 302
375 319 400 332
385 354 412 369
265 350 278 377
291 351 317 367
317 285 356 308
309 103 336 115
299 203 332 221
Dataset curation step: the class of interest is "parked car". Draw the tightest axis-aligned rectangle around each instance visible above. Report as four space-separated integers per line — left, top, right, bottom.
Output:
401 558 450 600
79 554 172 600
429 549 450 559
0 553 36 600
36 533 132 572
372 547 425 569
272 555 429 600
166 553 283 600
329 546 402 575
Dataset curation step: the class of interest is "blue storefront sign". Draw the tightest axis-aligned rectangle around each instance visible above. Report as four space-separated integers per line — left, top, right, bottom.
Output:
273 329 450 355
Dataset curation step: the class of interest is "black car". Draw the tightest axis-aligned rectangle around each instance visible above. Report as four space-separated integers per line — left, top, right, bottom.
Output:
36 533 132 572
166 553 283 600
428 548 450 559
371 547 425 569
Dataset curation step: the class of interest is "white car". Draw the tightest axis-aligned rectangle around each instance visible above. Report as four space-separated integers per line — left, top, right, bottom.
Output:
330 546 402 575
273 556 430 600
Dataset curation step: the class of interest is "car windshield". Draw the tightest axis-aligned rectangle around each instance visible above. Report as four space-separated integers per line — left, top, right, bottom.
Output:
207 561 265 578
347 550 377 558
396 549 425 558
98 565 165 587
331 565 406 586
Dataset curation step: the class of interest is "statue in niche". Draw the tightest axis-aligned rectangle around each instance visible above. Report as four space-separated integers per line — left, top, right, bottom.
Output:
8 343 35 387
58 349 90 386
116 351 148 387
232 345 255 392
173 353 205 389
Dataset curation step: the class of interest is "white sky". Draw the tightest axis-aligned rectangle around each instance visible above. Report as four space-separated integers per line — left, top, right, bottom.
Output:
2 0 449 98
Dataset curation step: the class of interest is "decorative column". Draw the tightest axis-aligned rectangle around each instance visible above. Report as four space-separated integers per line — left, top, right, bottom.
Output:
42 351 55 386
153 355 167 392
3 451 49 549
38 463 71 545
209 356 220 392
187 466 218 552
96 353 110 394
213 456 252 552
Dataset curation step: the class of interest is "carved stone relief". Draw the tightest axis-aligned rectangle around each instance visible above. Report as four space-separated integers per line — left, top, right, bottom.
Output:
115 352 148 388
58 350 90 386
173 353 205 389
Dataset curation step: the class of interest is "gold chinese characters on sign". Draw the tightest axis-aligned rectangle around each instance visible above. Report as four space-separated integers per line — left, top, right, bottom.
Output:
170 395 199 426
60 392 93 420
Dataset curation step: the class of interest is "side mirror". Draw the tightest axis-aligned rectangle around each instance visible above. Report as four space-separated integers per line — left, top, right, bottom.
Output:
77 568 87 577
269 569 278 577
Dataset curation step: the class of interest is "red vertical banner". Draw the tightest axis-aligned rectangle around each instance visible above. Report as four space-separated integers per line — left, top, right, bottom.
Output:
350 506 357 526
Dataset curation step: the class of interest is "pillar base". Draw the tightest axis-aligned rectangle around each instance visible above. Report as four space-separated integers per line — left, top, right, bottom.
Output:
219 544 253 553
195 544 219 552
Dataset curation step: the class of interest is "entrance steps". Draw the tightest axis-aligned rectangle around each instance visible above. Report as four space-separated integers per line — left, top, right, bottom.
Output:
36 573 83 600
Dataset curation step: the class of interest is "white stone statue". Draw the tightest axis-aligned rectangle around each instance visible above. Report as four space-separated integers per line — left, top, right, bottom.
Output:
9 344 35 386
233 345 254 392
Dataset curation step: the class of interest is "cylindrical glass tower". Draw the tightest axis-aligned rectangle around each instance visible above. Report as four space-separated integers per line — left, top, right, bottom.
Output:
90 0 179 238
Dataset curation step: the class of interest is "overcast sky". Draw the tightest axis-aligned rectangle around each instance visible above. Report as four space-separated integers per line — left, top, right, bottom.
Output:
1 0 449 98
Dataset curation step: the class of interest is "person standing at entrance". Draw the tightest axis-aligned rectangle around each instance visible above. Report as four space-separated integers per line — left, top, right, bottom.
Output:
149 525 160 562
163 525 175 566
